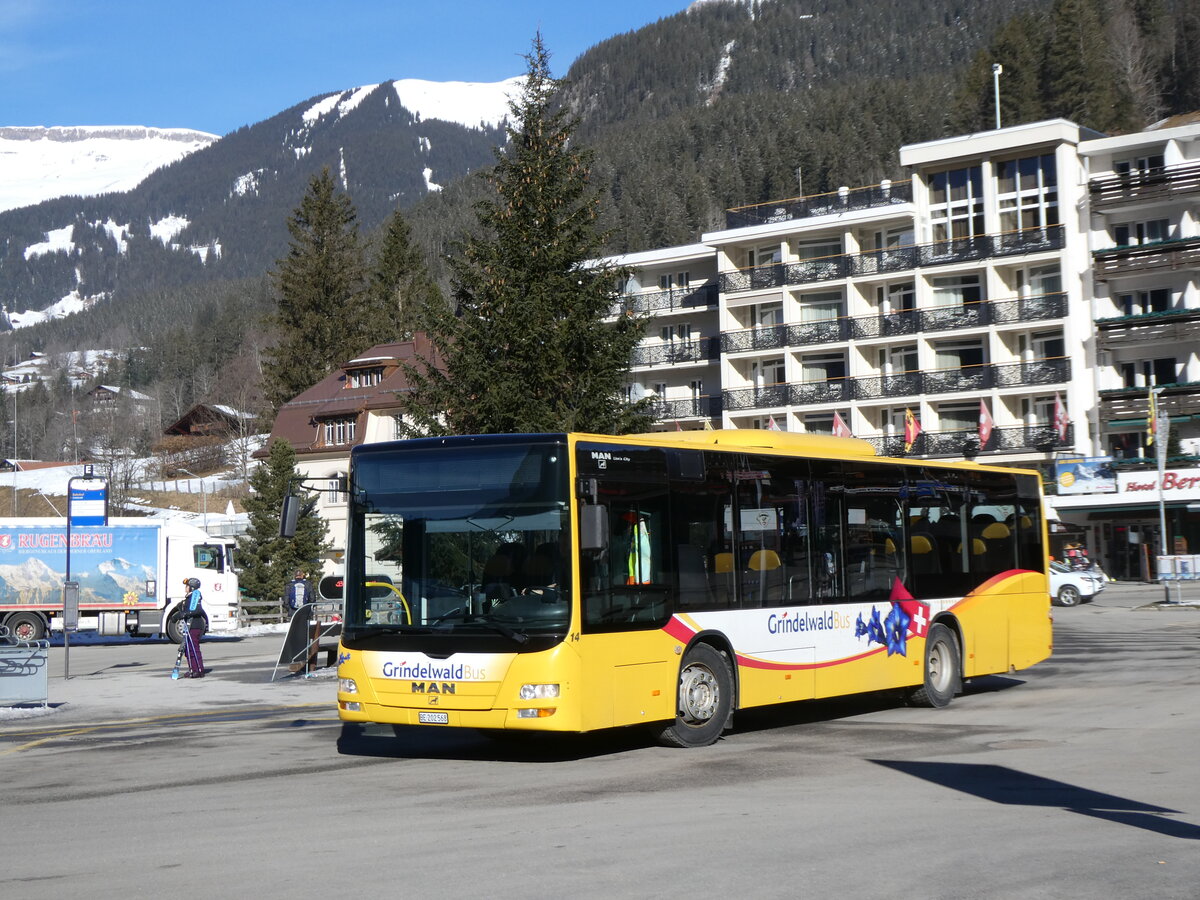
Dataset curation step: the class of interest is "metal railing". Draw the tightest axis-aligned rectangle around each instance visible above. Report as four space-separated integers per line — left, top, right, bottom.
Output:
720 225 1065 294
609 283 719 317
724 359 1071 410
630 338 716 367
720 293 1067 353
1092 236 1200 280
725 180 913 229
1089 161 1200 208
862 423 1075 458
648 395 723 420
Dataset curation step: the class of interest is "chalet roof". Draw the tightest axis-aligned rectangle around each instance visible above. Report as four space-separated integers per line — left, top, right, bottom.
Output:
164 403 258 436
262 335 439 457
90 384 153 402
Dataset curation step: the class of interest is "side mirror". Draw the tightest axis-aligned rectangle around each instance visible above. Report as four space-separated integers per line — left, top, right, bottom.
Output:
580 504 609 553
280 493 300 538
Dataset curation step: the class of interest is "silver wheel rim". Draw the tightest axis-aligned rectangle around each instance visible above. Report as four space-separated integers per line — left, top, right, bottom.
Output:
927 637 953 693
679 663 720 724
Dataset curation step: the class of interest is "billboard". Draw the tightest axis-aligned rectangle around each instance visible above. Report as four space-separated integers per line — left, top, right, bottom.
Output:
1055 457 1117 495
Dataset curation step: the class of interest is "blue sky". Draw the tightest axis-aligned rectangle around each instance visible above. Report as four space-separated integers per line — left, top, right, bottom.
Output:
1 0 693 135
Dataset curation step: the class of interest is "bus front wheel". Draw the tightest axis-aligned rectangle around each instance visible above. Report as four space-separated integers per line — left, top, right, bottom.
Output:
654 643 733 748
908 622 960 708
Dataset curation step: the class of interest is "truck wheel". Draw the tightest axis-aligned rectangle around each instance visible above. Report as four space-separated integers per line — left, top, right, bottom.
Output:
6 612 46 642
165 612 186 644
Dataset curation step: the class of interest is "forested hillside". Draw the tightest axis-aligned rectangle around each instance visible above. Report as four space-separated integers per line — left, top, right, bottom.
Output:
2 0 1198 464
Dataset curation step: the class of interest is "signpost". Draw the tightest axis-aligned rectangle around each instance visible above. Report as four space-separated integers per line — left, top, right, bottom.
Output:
64 465 108 679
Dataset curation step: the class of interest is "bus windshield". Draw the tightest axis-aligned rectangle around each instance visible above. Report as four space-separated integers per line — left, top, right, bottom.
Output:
342 437 571 651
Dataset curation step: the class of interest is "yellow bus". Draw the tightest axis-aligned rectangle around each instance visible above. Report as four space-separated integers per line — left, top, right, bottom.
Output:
332 430 1052 747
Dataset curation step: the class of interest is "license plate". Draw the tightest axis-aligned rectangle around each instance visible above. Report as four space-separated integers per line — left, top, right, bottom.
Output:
418 712 449 725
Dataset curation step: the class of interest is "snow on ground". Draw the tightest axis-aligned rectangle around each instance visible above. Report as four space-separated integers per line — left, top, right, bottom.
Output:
149 214 189 244
0 126 218 213
22 224 76 260
390 77 522 130
7 288 101 329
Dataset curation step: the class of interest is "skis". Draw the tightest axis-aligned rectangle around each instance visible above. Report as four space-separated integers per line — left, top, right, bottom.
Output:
171 635 186 680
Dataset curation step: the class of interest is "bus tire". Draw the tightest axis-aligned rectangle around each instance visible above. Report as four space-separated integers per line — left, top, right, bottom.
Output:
908 622 960 709
6 611 46 642
165 612 186 645
654 643 733 748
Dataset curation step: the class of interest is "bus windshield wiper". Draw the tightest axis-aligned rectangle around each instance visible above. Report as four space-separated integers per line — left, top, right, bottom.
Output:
473 620 529 644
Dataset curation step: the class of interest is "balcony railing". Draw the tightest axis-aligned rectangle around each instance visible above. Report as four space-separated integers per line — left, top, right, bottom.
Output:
725 180 913 229
1099 381 1200 422
630 338 716 368
1096 308 1200 349
720 225 1065 294
609 282 719 317
723 360 1069 411
721 293 1067 354
648 395 723 420
1089 161 1200 209
1092 236 1200 280
862 423 1075 458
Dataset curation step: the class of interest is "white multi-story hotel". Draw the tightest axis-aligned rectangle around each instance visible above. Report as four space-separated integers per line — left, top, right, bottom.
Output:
609 116 1200 578
269 116 1199 581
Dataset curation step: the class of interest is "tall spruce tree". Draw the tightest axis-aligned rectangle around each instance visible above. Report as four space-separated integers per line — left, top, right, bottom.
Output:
237 439 331 612
264 168 366 410
403 35 650 436
365 208 443 341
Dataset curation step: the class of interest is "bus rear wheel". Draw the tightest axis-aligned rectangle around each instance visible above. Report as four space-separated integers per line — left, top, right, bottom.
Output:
908 622 960 708
653 643 733 748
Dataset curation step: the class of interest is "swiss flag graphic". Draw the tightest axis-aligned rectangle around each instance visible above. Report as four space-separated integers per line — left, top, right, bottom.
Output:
890 577 929 637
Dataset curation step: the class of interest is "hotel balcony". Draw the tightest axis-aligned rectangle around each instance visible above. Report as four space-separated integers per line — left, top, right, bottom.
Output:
1096 308 1200 350
722 358 1070 412
724 180 914 229
630 337 718 368
648 395 723 422
609 282 719 318
719 292 1067 354
862 423 1075 458
1088 161 1200 210
1092 236 1200 281
720 225 1065 294
1098 381 1200 423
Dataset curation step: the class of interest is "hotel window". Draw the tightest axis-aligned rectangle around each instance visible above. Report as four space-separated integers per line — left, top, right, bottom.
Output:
801 352 847 382
1113 219 1170 247
323 417 356 446
880 345 919 375
929 165 984 242
661 323 691 342
1121 358 1178 388
1016 264 1061 298
795 237 842 260
804 413 835 434
996 154 1058 233
799 290 844 322
877 281 916 315
931 273 984 307
872 226 915 250
1114 154 1164 176
1031 330 1065 360
1117 288 1170 316
327 478 346 504
933 340 985 370
938 403 978 431
747 245 782 267
690 379 704 400
752 301 783 327
752 357 786 386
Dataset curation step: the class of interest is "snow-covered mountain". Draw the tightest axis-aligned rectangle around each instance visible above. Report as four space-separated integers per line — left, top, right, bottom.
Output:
0 78 520 330
0 126 218 213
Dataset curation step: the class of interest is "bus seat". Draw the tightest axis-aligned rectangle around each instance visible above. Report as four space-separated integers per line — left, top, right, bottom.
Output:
676 545 710 608
957 538 987 556
714 552 734 573
982 522 1011 540
748 549 781 571
910 534 939 574
884 537 897 555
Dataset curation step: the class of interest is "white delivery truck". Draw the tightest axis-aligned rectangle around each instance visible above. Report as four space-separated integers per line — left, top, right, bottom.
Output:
0 517 238 643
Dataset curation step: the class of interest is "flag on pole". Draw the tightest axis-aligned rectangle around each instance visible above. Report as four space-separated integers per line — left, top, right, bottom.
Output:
978 398 994 447
703 417 714 431
767 415 780 431
1053 392 1069 442
903 408 921 452
1146 388 1157 446
832 410 852 438
675 420 683 432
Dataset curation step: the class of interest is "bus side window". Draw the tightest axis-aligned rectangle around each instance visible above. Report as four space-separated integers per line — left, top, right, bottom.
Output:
809 461 844 600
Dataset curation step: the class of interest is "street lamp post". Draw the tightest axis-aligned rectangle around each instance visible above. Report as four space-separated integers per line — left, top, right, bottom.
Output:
178 468 208 533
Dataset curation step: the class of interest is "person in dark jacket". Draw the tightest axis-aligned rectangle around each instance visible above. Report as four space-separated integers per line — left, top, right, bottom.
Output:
288 569 314 612
181 577 207 678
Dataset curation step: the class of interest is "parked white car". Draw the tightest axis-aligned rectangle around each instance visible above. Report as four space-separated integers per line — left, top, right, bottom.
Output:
1049 560 1106 607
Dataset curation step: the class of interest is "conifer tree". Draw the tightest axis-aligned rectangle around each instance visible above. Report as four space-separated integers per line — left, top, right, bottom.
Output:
403 35 650 436
237 438 331 613
264 169 366 410
363 208 443 341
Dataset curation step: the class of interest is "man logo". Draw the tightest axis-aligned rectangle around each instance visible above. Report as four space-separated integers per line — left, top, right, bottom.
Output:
411 682 456 695
428 695 439 705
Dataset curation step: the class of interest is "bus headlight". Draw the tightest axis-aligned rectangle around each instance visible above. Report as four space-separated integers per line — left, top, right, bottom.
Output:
519 683 560 700
339 678 358 694
517 708 556 718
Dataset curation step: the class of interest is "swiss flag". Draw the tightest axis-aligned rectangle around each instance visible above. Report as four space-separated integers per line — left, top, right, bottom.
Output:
978 398 994 447
890 577 930 637
833 410 852 438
